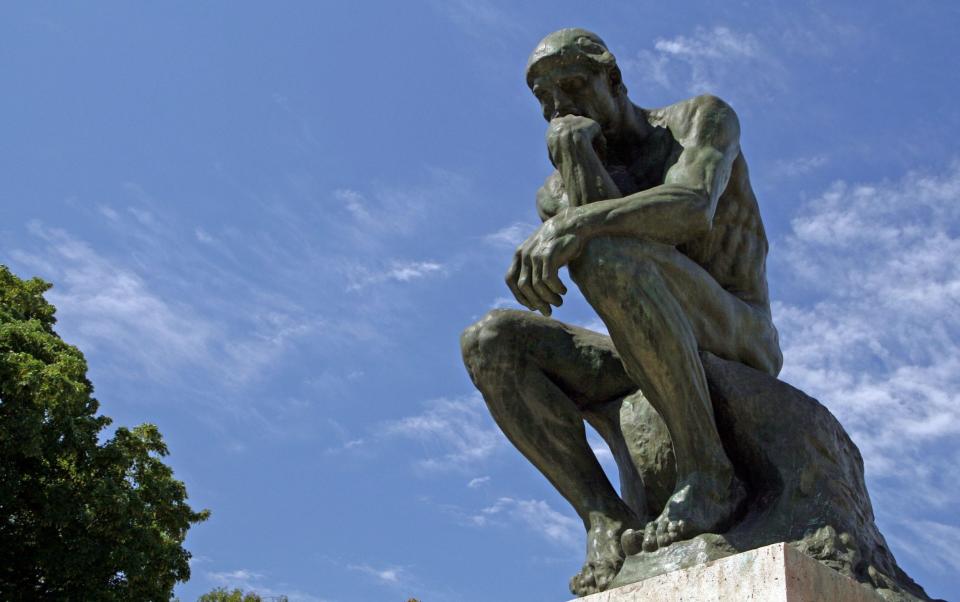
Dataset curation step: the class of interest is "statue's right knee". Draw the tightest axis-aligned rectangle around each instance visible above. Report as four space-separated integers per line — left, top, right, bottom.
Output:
460 309 527 379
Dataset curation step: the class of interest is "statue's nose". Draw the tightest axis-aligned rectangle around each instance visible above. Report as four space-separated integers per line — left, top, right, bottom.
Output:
552 91 578 119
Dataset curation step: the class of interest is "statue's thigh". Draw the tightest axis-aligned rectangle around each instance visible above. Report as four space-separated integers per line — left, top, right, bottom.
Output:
468 309 636 407
574 237 776 369
648 248 778 369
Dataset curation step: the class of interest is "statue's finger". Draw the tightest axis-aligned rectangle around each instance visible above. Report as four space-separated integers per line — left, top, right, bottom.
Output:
531 258 563 307
541 259 568 296
506 251 520 280
517 254 551 315
505 254 535 311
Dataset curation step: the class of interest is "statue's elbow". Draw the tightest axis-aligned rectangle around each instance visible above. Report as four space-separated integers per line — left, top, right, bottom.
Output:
691 200 715 237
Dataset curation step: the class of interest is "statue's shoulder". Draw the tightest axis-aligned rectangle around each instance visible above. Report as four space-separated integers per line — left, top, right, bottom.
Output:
647 94 740 144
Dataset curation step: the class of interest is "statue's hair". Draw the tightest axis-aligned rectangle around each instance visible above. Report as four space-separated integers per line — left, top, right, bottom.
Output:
525 28 627 96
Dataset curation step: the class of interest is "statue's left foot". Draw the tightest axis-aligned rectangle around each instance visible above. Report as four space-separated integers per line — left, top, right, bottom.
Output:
621 472 745 555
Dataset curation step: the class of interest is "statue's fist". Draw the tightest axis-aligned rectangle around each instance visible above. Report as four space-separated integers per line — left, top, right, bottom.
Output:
547 115 606 167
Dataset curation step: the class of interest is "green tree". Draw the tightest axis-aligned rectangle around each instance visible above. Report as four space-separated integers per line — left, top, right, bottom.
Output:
197 587 288 602
0 266 209 600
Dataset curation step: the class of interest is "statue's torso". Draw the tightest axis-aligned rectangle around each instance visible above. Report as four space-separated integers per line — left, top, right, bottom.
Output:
611 99 772 311
538 97 773 312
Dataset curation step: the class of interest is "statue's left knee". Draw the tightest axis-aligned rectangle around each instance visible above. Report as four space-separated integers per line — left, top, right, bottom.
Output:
571 237 666 291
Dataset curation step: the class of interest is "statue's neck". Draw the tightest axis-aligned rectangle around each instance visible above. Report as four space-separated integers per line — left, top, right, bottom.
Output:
605 102 652 163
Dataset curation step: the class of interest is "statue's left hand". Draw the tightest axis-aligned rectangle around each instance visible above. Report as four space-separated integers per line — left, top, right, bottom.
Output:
505 212 582 316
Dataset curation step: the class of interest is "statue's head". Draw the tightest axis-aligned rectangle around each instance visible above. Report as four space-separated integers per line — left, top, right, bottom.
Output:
525 28 628 127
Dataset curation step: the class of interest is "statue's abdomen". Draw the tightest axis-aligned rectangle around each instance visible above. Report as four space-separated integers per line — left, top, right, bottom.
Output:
678 153 771 310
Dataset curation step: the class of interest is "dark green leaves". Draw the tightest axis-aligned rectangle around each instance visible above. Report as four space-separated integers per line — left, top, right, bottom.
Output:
0 265 209 600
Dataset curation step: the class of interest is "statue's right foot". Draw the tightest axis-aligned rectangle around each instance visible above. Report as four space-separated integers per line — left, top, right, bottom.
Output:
621 472 744 555
569 513 636 596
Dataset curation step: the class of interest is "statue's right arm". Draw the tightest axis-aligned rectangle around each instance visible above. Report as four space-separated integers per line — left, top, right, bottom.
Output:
535 171 567 222
557 95 740 247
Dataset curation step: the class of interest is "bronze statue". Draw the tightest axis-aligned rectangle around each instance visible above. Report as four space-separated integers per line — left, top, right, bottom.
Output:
461 29 933 600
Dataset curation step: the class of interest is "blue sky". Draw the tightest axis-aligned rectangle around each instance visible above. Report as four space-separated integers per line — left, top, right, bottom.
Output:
2 2 959 600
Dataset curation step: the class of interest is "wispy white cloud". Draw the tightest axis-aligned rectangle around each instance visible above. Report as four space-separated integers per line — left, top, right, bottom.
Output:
220 310 315 384
207 567 327 602
8 219 316 390
334 188 371 222
329 173 477 295
194 227 216 244
484 222 537 248
381 394 506 472
772 154 829 178
775 13 860 58
7 166 476 394
471 497 580 548
623 26 785 99
387 261 445 282
490 296 524 310
429 0 525 41
320 419 369 456
345 260 446 290
886 519 960 575
467 476 491 488
347 563 407 585
773 161 960 560
208 569 264 583
324 437 366 456
332 170 470 240
97 204 120 222
11 223 214 377
336 556 458 600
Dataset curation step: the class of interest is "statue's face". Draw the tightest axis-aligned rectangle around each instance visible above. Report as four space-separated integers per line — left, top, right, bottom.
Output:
529 62 620 129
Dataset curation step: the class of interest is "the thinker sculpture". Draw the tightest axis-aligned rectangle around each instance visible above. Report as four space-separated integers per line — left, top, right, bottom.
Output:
461 29 933 600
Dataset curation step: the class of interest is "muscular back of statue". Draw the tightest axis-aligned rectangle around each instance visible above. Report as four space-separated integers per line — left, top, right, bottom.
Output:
460 28 932 602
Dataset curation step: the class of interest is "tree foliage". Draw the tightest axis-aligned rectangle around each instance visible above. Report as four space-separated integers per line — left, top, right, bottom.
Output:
197 587 288 602
0 266 209 600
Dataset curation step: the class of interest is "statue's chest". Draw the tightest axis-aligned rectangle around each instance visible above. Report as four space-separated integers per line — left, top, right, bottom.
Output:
608 132 683 195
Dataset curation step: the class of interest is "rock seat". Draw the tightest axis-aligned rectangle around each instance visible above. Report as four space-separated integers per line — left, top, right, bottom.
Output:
583 352 931 601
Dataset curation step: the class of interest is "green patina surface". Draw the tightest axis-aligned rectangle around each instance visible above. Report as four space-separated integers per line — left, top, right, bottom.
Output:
460 28 933 601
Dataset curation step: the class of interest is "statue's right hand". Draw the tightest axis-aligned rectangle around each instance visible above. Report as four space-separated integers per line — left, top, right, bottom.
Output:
547 115 606 168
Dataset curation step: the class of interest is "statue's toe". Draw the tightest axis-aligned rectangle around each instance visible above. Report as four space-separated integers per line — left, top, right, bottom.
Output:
569 566 596 596
642 522 658 552
621 528 643 556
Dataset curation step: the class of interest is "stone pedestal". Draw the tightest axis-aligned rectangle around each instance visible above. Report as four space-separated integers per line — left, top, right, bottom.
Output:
571 543 885 602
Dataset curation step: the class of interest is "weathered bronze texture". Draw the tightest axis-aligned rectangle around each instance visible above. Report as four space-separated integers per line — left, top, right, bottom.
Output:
460 28 932 601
